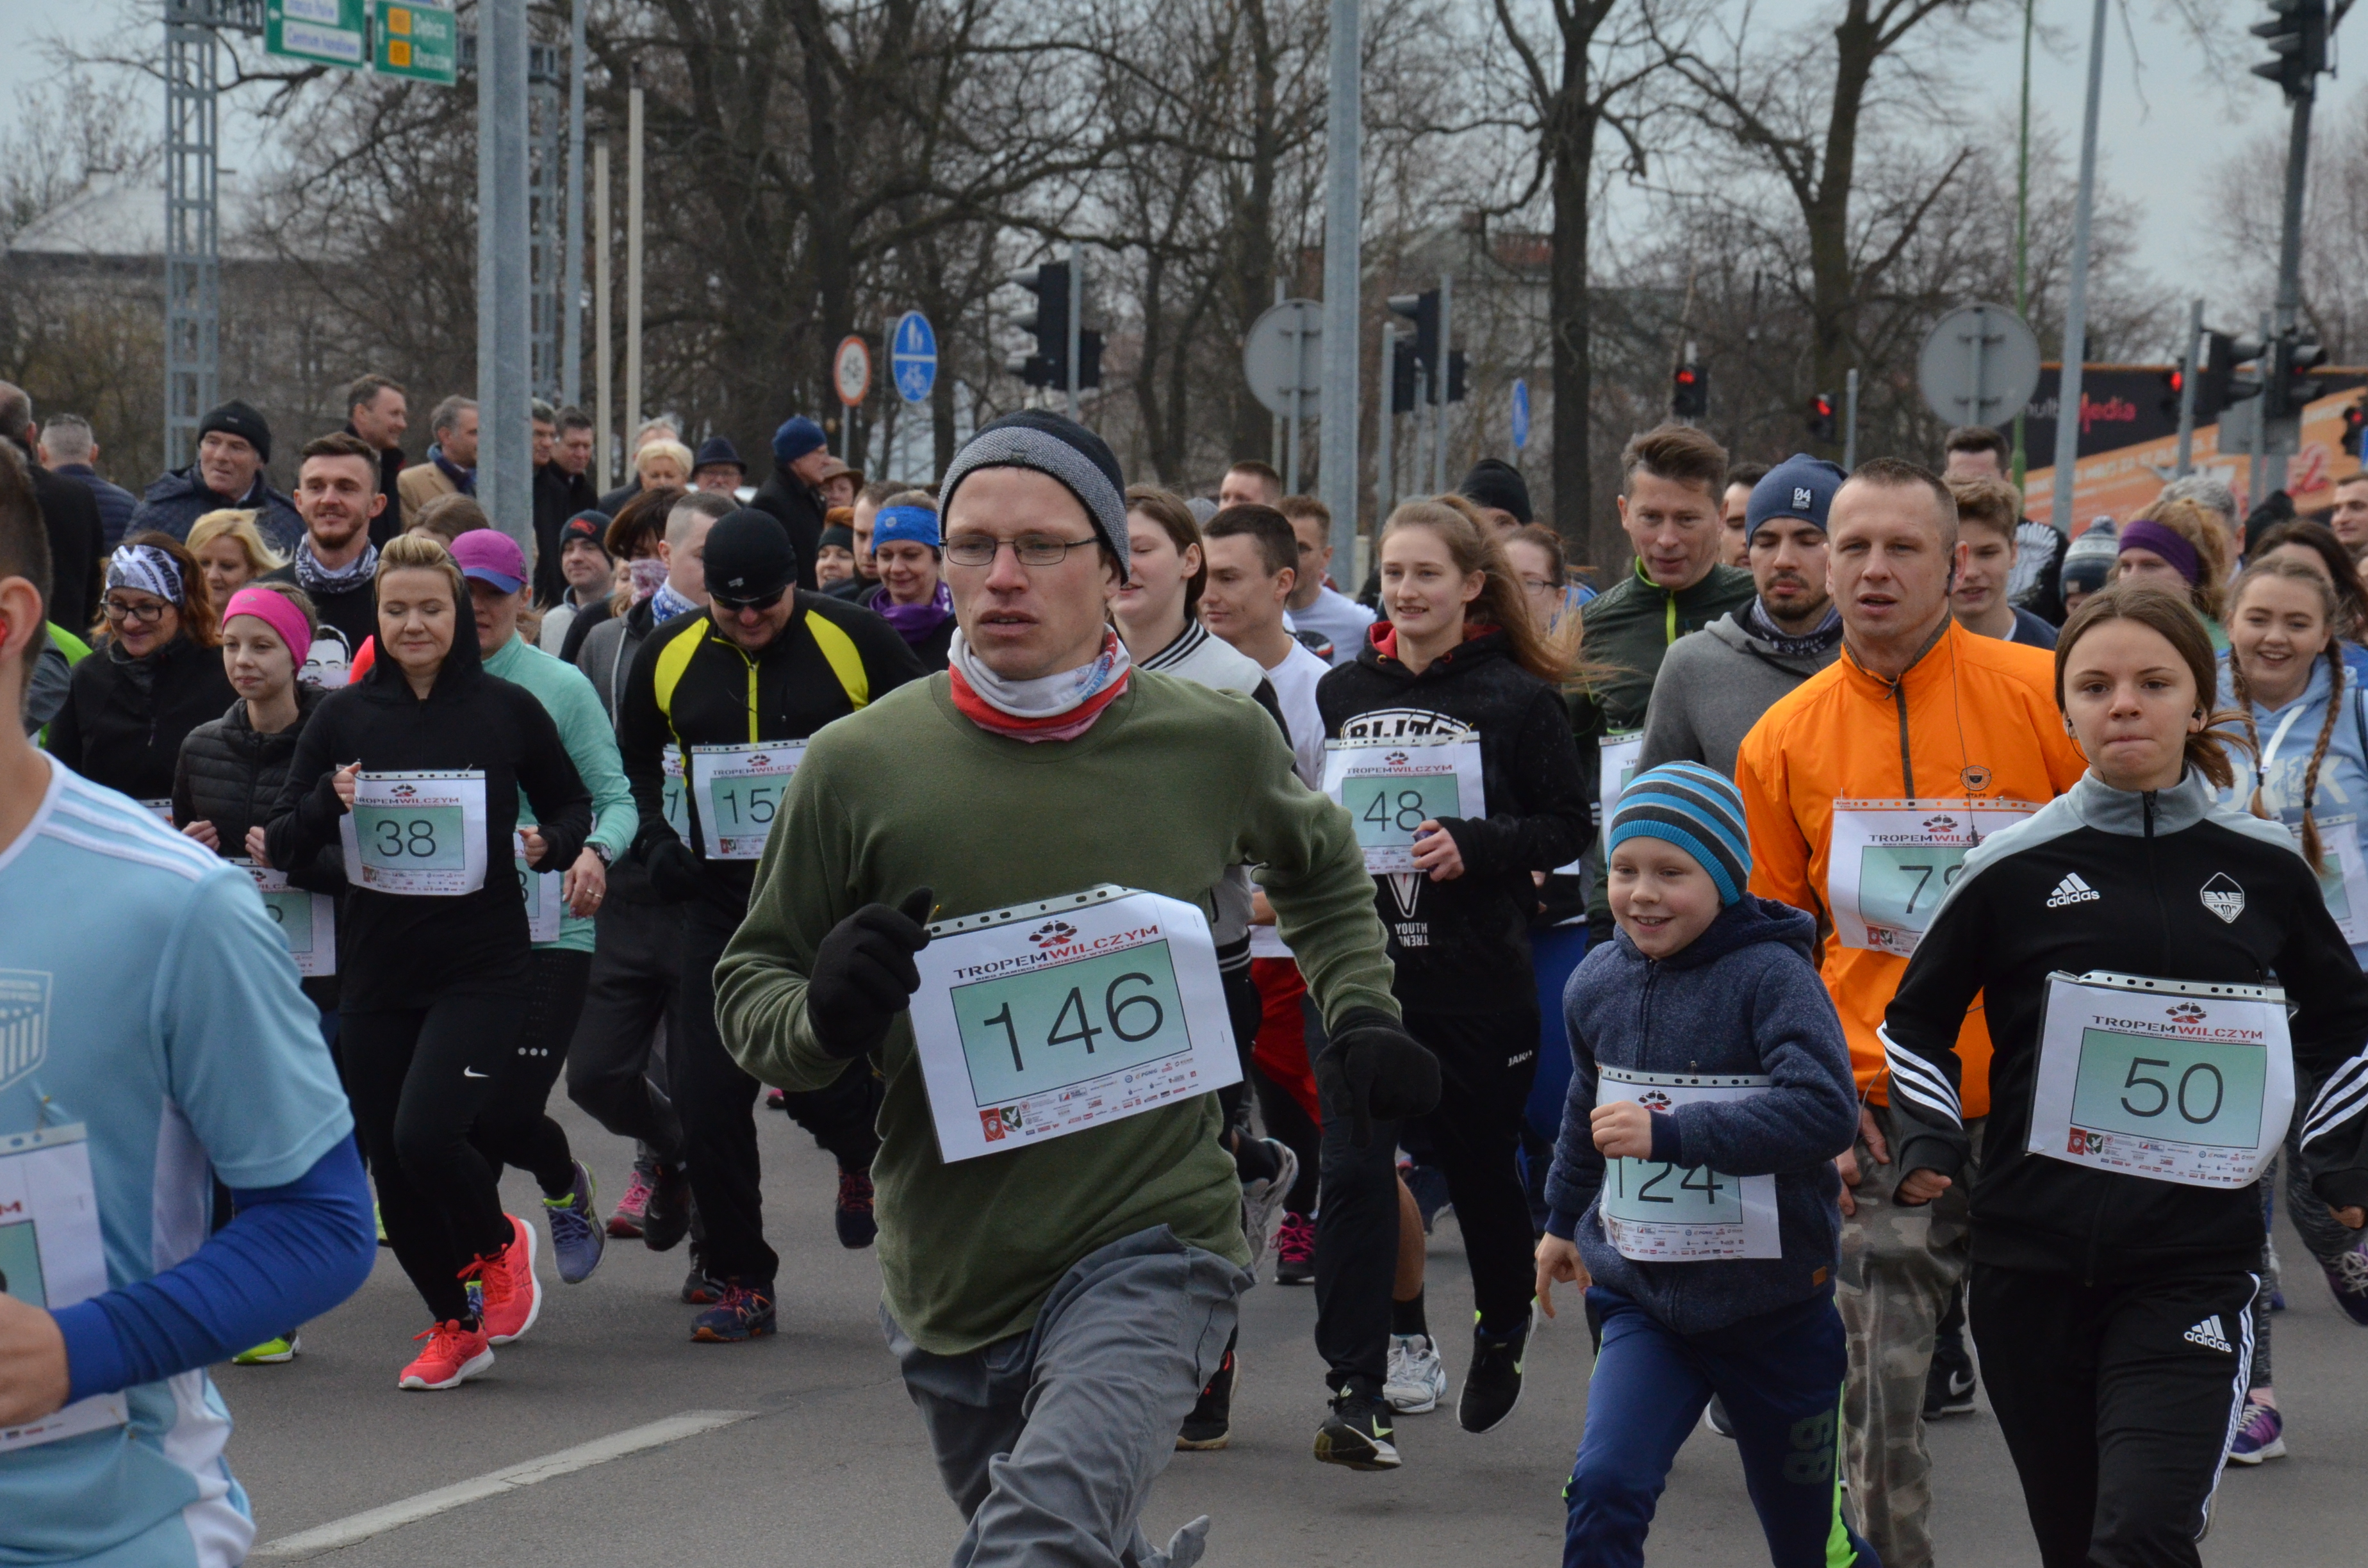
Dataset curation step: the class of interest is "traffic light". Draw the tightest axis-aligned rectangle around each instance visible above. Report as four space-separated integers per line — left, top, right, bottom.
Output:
1445 350 1468 405
1390 336 1418 414
1076 329 1103 391
2252 0 2328 101
2342 396 2367 458
2195 331 2266 421
1807 393 1837 444
1006 261 1071 388
2265 332 2328 420
1672 362 1707 420
1387 290 1441 391
2158 367 2185 422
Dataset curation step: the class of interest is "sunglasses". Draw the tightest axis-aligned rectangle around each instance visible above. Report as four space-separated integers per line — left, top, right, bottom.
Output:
712 587 787 614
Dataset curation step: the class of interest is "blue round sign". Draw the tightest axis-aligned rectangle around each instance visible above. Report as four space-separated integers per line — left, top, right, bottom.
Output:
892 311 938 404
1511 379 1531 451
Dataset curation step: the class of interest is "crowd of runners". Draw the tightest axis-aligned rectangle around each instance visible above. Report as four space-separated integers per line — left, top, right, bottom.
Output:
0 372 2364 1568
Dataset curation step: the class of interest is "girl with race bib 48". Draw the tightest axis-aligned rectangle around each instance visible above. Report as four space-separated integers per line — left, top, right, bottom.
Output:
1881 582 2368 1568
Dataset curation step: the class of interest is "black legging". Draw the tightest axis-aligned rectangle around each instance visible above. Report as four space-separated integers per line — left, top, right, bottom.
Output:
346 992 525 1323
472 947 595 1196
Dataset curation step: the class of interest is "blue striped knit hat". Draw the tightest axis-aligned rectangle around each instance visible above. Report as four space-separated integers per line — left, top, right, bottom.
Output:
1608 763 1752 905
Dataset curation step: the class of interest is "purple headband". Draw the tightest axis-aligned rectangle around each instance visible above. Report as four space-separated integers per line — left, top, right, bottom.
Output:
2117 519 2201 585
222 586 313 661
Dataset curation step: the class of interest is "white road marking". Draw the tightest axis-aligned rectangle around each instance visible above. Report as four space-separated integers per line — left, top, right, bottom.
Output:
251 1408 759 1558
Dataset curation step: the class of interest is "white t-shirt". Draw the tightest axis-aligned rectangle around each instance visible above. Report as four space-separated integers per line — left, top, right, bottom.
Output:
1285 585 1376 667
1249 638 1333 960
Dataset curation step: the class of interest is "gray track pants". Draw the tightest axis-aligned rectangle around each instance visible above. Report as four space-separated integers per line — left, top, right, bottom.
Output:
884 1225 1250 1568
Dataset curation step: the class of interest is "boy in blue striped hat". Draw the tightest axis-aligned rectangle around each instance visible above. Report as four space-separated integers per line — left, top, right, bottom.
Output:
1535 762 1879 1567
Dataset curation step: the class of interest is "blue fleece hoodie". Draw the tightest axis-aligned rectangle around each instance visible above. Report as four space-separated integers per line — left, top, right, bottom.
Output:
1546 894 1860 1334
2216 654 2368 965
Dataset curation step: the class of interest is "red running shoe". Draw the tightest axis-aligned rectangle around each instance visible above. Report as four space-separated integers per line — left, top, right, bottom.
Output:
467 1214 543 1345
399 1320 493 1390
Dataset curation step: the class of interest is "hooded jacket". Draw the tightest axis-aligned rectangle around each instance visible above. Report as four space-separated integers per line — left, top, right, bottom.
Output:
265 611 591 1008
1546 895 1861 1334
1315 623 1589 1011
45 633 238 804
2213 655 2368 965
1637 607 1841 778
127 467 302 554
1736 618 2089 1116
1883 769 2368 1280
172 685 345 894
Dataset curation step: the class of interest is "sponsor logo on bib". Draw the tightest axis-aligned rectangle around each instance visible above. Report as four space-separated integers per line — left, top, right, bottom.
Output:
2167 1002 2205 1023
1638 1090 1672 1111
2201 873 2247 924
1029 920 1078 948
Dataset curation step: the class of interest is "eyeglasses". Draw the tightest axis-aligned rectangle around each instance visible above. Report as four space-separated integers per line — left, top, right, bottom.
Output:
1518 576 1557 595
943 534 1101 568
103 597 170 625
712 587 786 614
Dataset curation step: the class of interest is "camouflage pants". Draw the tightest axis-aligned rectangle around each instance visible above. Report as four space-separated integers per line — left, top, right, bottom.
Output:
1838 1103 1984 1568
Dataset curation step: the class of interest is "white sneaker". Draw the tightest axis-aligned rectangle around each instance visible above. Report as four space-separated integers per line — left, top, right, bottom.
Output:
1384 1332 1447 1414
1238 1138 1299 1275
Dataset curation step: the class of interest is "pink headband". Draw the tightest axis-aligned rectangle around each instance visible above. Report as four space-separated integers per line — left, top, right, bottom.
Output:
2117 519 2201 585
222 587 313 661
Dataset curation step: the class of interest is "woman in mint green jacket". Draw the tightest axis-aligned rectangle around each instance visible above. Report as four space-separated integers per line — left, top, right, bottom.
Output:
456 530 638 1287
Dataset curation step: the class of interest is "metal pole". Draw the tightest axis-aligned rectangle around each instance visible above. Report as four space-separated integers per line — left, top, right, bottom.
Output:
1433 270 1452 496
625 85 645 458
2253 308 2273 505
2012 0 2034 488
2175 297 2202 477
479 0 533 550
1376 320 1395 523
561 0 586 411
2264 80 2319 497
593 139 612 485
161 4 222 475
1843 368 1860 471
1319 0 1362 573
529 79 559 401
1411 366 1427 495
2049 0 2109 538
1065 241 1082 418
1272 278 1286 465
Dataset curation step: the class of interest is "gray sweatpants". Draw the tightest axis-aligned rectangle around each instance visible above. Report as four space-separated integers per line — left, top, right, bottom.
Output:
884 1225 1251 1568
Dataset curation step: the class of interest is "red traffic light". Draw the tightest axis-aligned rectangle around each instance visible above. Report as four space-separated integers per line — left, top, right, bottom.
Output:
1675 368 1698 386
1813 395 1834 416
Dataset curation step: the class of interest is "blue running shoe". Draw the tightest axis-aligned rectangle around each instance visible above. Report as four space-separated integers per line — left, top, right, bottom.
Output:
691 1282 777 1343
2228 1400 2285 1464
543 1159 605 1284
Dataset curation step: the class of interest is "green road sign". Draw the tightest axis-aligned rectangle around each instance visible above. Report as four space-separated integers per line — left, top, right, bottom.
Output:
373 0 458 85
265 0 366 69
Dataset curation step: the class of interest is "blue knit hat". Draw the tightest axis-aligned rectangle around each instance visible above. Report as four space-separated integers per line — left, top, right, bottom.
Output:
1608 763 1752 905
1747 453 1848 535
771 416 826 466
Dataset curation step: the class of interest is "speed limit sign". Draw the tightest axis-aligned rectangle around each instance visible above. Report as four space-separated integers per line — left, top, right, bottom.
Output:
834 335 873 407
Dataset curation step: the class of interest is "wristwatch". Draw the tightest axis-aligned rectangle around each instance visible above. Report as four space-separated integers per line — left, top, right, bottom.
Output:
586 842 613 867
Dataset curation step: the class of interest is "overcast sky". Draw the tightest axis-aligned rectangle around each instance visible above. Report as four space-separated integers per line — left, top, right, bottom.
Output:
8 0 2356 337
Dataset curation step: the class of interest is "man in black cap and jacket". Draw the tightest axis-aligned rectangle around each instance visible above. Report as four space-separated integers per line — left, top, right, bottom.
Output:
128 400 302 551
690 437 746 495
1459 457 1532 534
615 508 926 1342
748 417 829 591
532 402 601 607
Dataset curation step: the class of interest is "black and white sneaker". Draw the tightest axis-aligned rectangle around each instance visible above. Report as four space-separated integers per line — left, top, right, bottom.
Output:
1702 1396 1736 1437
1314 1386 1401 1470
1923 1356 1977 1417
1178 1344 1237 1451
1458 1323 1527 1433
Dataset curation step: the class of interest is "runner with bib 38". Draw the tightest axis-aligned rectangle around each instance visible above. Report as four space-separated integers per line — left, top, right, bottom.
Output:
1881 582 2368 1568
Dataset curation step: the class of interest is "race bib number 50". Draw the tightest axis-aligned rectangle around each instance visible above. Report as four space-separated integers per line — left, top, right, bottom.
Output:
908 886 1241 1162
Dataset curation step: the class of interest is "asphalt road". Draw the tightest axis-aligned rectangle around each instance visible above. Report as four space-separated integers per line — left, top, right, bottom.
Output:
221 1100 2368 1566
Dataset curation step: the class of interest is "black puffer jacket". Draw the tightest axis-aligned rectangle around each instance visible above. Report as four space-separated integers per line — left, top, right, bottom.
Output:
173 686 346 894
1315 623 1590 1012
45 633 238 804
748 468 825 591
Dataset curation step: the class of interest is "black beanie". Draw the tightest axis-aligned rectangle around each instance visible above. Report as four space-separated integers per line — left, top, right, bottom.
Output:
703 509 798 598
1459 457 1531 525
197 400 272 464
938 410 1130 558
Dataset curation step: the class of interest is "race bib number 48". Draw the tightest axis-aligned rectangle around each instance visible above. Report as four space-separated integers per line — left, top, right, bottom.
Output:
908 886 1241 1162
1322 735 1485 874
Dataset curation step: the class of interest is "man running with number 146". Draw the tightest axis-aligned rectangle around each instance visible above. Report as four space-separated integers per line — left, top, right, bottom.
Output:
716 412 1436 1568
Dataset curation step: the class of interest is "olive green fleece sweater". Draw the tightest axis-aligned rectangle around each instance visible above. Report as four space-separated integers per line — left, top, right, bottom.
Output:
716 668 1399 1355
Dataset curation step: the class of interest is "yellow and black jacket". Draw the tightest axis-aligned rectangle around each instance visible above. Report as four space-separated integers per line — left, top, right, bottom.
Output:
617 594 926 904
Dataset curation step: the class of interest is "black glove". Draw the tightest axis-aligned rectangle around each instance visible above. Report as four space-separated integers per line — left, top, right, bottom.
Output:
809 886 935 1061
645 838 702 905
1313 1006 1440 1149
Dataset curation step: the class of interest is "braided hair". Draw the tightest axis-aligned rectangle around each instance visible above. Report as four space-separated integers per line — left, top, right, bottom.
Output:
2227 557 2345 870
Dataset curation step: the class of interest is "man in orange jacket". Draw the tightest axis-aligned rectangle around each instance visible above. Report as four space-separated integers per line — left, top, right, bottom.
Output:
1736 458 2088 1568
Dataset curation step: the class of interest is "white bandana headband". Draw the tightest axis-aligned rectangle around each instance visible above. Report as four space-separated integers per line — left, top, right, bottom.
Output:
107 544 184 604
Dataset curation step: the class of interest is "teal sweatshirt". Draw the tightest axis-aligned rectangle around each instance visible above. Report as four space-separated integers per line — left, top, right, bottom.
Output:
485 632 637 952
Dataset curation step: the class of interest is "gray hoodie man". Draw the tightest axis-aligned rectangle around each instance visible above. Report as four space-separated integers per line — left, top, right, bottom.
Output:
1637 453 1848 777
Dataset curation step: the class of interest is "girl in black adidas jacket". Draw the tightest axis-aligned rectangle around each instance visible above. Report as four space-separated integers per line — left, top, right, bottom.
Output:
1882 584 2368 1568
1311 500 1588 1447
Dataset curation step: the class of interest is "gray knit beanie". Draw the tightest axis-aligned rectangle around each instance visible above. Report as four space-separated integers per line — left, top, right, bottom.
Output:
937 411 1129 560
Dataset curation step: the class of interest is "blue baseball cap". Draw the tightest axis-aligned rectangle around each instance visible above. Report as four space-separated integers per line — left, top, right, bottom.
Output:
1746 453 1848 535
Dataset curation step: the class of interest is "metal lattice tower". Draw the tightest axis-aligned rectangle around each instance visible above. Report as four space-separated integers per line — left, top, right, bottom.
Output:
529 50 563 400
163 2 263 471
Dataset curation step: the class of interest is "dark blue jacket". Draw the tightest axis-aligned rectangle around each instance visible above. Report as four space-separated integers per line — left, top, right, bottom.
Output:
53 463 138 549
1547 894 1859 1334
127 466 303 553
